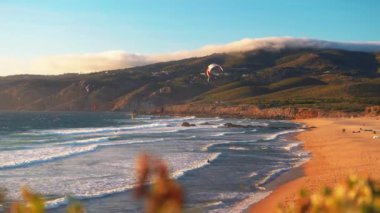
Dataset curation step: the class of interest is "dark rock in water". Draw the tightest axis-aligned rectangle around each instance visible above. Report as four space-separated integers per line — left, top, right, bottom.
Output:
223 123 254 128
199 122 213 125
182 122 196 127
271 126 296 130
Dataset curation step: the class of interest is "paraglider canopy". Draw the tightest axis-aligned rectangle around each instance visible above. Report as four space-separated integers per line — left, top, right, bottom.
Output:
85 85 91 93
206 63 223 82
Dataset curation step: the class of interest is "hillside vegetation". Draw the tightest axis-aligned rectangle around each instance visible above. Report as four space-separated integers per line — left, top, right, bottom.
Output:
0 48 379 112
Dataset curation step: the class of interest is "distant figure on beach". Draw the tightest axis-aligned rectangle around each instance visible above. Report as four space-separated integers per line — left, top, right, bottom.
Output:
207 159 210 163
131 111 137 120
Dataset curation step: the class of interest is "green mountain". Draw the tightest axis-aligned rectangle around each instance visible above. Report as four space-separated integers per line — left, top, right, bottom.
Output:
1 48 379 113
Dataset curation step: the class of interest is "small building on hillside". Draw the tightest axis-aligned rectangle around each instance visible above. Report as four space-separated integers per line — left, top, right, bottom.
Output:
152 70 169 77
159 86 172 94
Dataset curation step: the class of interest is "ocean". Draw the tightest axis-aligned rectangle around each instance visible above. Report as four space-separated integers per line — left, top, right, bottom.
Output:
0 112 308 212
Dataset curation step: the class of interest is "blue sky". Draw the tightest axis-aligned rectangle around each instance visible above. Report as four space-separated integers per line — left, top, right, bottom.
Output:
1 0 379 58
0 0 379 75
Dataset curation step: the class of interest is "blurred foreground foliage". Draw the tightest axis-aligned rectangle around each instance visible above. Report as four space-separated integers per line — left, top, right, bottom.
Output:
0 186 84 213
279 175 380 213
134 153 183 213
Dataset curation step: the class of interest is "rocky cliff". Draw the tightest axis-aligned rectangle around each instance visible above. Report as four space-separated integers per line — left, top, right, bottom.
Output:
152 104 355 119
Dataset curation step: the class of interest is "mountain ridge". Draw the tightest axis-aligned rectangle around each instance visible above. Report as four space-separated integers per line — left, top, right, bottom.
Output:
1 48 379 116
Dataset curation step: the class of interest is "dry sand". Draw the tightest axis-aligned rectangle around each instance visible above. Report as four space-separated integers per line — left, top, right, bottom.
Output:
249 117 380 212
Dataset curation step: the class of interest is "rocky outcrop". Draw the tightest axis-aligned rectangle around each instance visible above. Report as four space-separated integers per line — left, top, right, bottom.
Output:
150 104 358 119
181 122 196 127
365 106 380 116
223 123 255 128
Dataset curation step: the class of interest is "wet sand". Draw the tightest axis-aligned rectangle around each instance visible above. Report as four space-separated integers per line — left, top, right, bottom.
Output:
249 117 380 212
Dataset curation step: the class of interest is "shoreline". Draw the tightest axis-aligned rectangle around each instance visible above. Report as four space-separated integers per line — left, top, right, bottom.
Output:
235 129 308 212
261 129 308 192
249 117 380 212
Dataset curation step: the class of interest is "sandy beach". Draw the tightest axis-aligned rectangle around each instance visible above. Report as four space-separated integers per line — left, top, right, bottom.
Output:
249 117 380 212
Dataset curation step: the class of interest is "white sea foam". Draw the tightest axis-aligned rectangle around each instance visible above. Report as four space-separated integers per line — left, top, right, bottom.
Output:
172 152 221 178
157 116 196 123
282 142 301 151
250 122 269 127
201 143 216 151
203 200 224 208
115 127 179 136
228 146 248 151
255 167 291 187
57 136 110 145
45 197 68 209
33 123 168 136
134 116 152 120
100 138 165 147
43 152 221 209
212 131 246 137
263 129 304 141
194 118 224 125
295 150 311 158
293 152 311 168
216 191 272 213
210 192 248 201
213 133 225 137
45 182 137 209
201 141 231 151
255 152 310 189
0 145 98 169
0 138 165 170
247 171 258 178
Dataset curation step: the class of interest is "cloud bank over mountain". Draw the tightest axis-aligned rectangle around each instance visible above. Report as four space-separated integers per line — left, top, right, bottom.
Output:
2 37 380 76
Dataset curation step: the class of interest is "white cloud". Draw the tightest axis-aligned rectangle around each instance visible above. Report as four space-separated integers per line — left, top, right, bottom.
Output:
1 37 380 76
33 51 154 74
0 58 33 76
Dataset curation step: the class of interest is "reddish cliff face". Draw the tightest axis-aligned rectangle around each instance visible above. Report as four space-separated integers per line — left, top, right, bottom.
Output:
151 104 357 119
